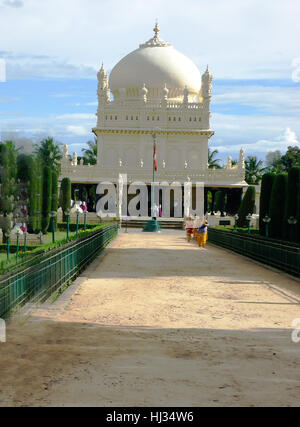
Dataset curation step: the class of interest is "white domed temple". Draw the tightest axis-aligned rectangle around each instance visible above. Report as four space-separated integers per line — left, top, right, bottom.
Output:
60 24 247 218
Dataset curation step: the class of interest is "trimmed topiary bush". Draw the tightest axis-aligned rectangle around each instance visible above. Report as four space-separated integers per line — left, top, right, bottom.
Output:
237 186 256 227
259 173 275 236
60 177 72 222
49 170 58 232
41 166 52 233
283 167 300 240
269 173 288 240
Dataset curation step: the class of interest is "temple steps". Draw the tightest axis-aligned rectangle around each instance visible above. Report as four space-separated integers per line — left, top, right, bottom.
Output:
120 219 184 229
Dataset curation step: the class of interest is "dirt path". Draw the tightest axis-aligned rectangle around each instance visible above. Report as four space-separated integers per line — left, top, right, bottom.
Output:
1 230 300 407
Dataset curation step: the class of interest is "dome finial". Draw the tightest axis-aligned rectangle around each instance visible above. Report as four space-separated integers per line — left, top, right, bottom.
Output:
153 20 159 37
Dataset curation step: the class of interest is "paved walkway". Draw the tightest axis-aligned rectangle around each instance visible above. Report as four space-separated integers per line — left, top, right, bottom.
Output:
1 230 300 406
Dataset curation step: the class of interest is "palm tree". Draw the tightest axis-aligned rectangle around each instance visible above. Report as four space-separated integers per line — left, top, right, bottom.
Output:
245 156 265 185
208 148 222 169
82 138 97 165
34 137 62 174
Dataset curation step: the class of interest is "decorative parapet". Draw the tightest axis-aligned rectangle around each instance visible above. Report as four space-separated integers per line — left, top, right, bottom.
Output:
60 161 246 187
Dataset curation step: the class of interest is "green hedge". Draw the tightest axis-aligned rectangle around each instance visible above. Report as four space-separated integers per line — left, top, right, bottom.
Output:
0 223 113 276
237 186 256 227
57 222 99 232
269 173 288 239
284 167 300 240
60 177 71 222
42 166 52 233
259 173 275 236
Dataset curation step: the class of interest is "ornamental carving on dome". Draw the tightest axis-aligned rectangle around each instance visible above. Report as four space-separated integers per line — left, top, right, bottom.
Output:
139 22 171 48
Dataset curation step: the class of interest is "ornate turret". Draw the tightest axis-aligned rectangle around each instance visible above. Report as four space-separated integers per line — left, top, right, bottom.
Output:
72 151 78 166
227 156 232 169
97 62 110 104
201 65 213 127
239 149 245 169
201 65 213 99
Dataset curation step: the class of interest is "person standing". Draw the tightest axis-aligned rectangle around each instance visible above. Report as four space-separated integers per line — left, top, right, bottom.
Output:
197 219 209 248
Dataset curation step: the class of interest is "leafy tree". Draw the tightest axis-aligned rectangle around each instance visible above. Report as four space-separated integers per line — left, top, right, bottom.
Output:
269 173 288 239
265 150 284 174
245 156 265 185
259 173 275 236
280 146 300 171
208 148 222 169
237 186 256 227
82 138 97 165
35 137 62 174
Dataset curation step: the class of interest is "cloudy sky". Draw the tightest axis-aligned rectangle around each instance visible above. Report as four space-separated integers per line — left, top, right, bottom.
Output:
0 0 299 162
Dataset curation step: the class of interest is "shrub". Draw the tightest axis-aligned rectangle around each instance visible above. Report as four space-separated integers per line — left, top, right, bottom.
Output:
237 186 256 227
284 167 300 240
60 177 71 222
41 166 52 233
49 170 58 232
259 173 275 236
269 173 288 239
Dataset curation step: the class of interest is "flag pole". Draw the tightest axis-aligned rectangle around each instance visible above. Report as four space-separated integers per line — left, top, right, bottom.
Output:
143 132 160 232
152 133 156 219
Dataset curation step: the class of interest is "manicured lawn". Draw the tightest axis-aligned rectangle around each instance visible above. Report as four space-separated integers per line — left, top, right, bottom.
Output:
0 231 77 265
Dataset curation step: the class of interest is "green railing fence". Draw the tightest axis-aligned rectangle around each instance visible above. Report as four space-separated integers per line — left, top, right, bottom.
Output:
208 228 300 277
0 224 118 319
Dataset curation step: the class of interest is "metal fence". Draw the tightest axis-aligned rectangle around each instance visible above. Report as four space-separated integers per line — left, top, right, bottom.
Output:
208 228 300 277
0 224 118 319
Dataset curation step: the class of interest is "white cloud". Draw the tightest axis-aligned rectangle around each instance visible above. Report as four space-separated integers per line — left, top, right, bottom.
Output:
213 85 300 115
0 50 97 80
292 58 300 82
55 113 95 121
0 0 299 79
213 127 299 155
1 0 24 7
67 125 89 136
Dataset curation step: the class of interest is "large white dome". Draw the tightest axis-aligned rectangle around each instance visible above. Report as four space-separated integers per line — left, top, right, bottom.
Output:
109 25 202 101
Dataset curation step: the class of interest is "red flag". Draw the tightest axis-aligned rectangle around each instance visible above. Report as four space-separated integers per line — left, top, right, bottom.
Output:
153 142 158 172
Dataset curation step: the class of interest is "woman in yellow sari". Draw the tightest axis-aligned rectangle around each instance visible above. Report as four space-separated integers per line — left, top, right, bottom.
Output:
196 219 209 247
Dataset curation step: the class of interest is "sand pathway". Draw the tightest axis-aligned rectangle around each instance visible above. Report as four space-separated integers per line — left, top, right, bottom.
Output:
0 230 300 406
